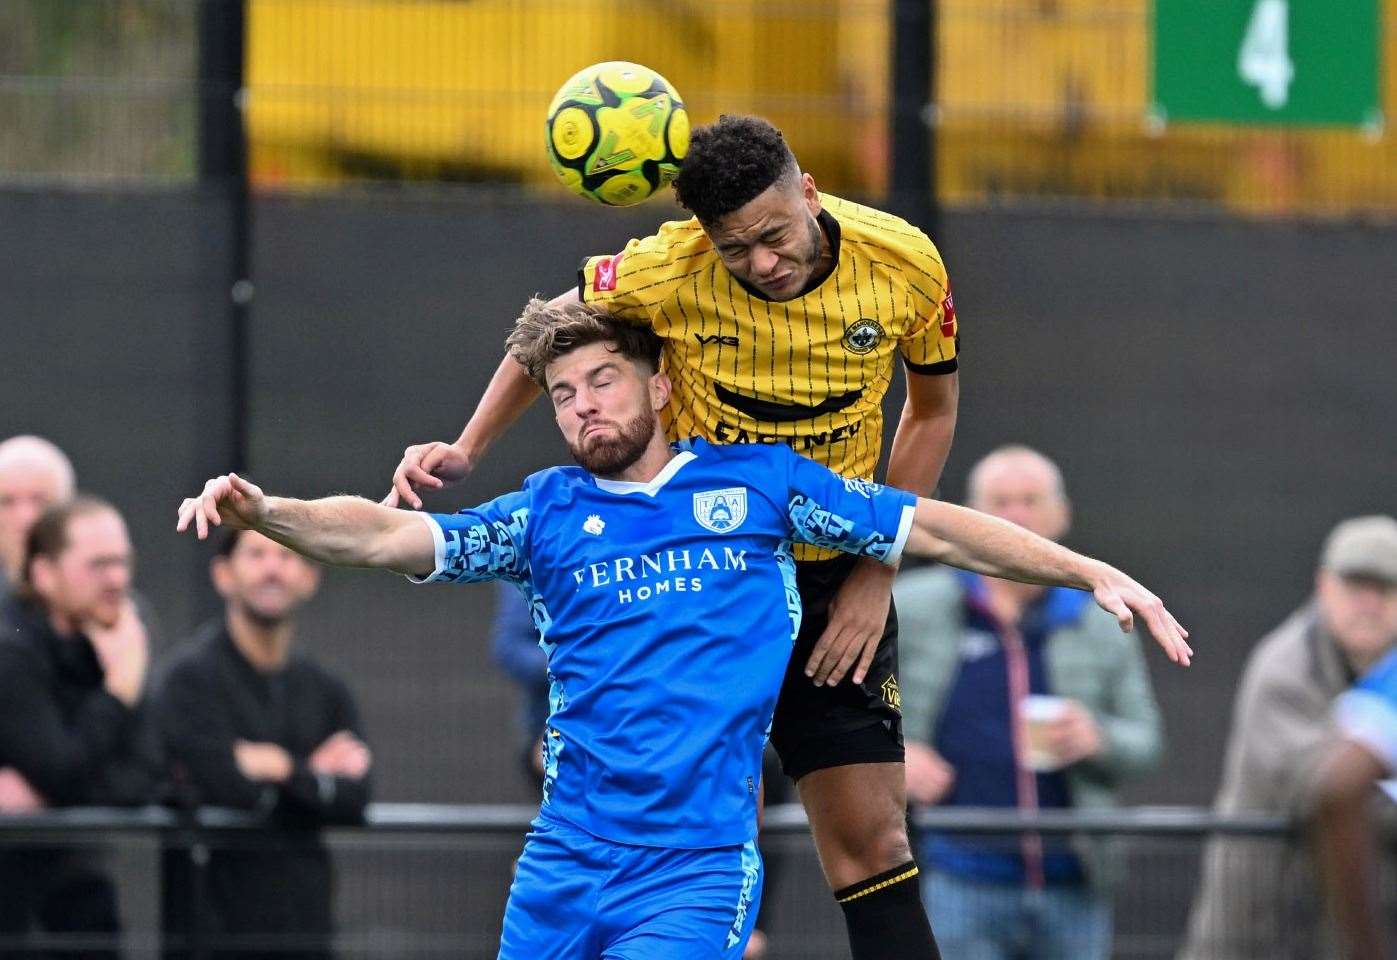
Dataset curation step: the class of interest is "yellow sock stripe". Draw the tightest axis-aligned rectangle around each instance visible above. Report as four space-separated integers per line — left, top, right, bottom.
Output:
835 866 920 904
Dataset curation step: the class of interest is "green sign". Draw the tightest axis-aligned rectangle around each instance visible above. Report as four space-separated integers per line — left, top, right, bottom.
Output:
1153 0 1382 127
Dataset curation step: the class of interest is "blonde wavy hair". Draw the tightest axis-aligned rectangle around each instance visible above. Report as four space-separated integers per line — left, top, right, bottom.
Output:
506 297 662 388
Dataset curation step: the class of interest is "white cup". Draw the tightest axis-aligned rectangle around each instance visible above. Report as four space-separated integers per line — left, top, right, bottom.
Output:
1020 694 1070 772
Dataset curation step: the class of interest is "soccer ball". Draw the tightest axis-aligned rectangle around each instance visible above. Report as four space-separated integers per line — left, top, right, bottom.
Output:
545 61 689 207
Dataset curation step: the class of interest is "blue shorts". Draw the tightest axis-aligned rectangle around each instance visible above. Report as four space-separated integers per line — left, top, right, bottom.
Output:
498 815 763 960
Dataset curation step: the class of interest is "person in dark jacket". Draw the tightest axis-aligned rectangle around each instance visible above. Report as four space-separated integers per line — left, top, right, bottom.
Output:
0 495 163 958
155 528 370 959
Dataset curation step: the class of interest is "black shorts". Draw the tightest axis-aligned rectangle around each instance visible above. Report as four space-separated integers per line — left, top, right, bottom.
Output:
769 552 904 782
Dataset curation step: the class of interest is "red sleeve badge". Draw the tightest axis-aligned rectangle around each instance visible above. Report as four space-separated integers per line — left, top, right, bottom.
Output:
593 252 624 293
939 290 957 338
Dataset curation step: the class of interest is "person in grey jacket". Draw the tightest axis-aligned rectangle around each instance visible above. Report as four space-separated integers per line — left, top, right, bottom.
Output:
1178 515 1397 960
895 445 1163 960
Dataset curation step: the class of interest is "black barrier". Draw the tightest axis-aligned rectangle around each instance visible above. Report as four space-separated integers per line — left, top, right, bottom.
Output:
0 803 1351 960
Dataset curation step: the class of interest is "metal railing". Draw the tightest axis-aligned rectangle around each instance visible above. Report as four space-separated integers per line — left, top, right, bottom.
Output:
0 803 1330 959
0 802 1297 835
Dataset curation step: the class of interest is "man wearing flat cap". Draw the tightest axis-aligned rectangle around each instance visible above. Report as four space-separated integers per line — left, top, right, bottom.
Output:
1179 516 1397 960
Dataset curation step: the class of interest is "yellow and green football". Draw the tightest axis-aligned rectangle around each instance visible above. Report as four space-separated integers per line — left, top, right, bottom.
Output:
545 61 689 207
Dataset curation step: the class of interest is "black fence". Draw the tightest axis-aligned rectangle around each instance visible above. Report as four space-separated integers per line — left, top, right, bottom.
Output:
4 803 1372 959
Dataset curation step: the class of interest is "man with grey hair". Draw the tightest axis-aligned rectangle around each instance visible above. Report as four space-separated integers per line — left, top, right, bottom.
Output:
1180 515 1397 960
894 444 1163 960
0 435 76 601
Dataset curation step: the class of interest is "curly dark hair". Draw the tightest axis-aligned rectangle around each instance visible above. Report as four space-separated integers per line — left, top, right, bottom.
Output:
506 297 663 388
672 115 798 224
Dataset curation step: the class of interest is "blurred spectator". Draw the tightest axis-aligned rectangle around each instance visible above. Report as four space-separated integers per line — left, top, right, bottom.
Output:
0 434 162 646
1317 638 1397 960
0 435 75 603
1181 515 1397 960
895 445 1163 960
156 529 371 959
0 495 164 957
489 580 549 789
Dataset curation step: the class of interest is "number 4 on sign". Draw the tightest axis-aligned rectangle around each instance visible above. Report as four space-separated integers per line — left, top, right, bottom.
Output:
1238 0 1294 109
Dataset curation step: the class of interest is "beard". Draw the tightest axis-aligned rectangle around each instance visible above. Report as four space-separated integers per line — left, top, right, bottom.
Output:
568 410 656 476
237 588 297 629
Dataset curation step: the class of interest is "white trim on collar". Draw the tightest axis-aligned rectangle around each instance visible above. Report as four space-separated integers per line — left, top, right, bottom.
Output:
594 451 697 497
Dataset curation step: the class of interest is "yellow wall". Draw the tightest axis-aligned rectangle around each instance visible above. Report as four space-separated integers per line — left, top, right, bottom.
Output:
246 0 1396 215
246 0 882 193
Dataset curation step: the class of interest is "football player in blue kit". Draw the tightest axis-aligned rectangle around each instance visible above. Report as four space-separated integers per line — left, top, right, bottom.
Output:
175 299 1190 960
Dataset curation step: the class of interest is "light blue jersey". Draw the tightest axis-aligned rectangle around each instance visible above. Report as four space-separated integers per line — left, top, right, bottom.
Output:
1335 646 1397 774
413 438 915 848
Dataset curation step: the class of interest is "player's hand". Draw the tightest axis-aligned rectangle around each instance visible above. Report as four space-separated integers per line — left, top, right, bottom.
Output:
234 741 294 784
382 441 474 509
309 731 372 780
1039 700 1102 766
1089 564 1192 667
87 598 149 707
905 741 956 806
805 557 895 686
176 473 267 540
0 767 46 813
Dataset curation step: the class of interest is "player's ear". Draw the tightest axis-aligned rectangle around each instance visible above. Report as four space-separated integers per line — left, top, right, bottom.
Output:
800 171 821 215
649 371 671 411
1048 495 1072 542
210 555 236 600
295 556 322 601
28 555 57 599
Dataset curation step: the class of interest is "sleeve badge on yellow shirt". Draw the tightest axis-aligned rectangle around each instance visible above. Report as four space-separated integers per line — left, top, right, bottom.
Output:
593 252 624 292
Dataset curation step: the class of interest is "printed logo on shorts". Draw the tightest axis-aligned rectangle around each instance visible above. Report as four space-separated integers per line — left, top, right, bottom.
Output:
726 841 762 949
881 675 902 712
693 487 748 533
593 253 624 292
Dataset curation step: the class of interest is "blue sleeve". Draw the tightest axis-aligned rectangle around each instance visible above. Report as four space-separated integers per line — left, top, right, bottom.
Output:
1334 647 1397 773
779 448 917 564
489 581 547 686
409 489 532 585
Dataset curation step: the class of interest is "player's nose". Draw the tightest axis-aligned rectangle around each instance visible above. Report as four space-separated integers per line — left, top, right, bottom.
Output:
752 244 779 276
574 389 601 417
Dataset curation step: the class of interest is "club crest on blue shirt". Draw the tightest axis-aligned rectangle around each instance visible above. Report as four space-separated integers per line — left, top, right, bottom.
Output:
582 514 605 536
693 487 748 533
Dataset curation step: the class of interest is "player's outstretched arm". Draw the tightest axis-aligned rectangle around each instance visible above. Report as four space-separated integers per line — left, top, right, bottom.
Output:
177 474 435 577
905 497 1193 666
384 287 582 509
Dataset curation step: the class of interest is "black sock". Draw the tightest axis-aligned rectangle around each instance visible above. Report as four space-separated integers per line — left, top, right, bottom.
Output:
834 861 942 960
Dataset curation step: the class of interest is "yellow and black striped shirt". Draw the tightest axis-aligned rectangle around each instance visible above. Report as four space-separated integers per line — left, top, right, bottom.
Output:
579 193 958 557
